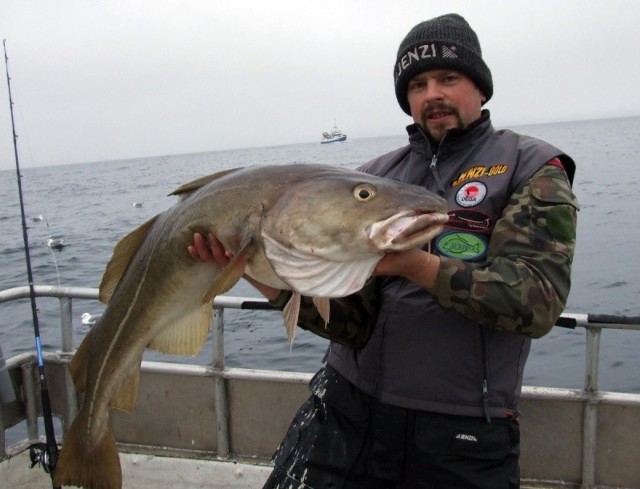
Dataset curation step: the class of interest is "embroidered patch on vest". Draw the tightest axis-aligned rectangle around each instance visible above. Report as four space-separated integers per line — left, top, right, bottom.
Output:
446 209 493 232
450 164 509 187
455 181 487 207
436 232 488 260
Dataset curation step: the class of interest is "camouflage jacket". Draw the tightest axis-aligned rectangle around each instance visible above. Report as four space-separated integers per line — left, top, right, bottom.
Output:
272 112 579 417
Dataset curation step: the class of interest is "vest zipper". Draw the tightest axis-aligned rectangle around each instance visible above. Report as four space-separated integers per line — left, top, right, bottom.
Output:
417 126 447 196
480 328 492 423
429 154 446 196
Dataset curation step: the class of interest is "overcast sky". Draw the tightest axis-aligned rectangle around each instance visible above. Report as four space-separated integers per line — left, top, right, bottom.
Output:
1 0 639 170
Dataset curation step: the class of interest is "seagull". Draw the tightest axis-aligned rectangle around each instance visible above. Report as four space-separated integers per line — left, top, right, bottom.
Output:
47 236 67 250
81 312 102 326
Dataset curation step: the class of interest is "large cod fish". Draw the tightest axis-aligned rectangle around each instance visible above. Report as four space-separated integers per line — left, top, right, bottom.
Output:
54 164 448 489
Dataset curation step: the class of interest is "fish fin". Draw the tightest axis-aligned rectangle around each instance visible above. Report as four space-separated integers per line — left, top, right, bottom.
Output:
99 215 159 303
168 168 243 197
282 292 301 345
263 232 381 297
312 297 331 326
109 357 143 412
68 329 93 393
201 241 252 304
54 416 122 489
147 304 213 356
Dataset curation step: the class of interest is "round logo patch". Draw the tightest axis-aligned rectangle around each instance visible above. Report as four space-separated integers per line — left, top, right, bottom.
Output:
455 181 487 207
436 232 488 261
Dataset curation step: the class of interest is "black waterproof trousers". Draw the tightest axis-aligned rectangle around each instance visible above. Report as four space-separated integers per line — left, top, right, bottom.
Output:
262 367 521 489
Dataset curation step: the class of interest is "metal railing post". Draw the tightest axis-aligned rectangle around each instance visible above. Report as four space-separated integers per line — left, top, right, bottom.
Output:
59 296 74 354
58 296 78 432
581 326 601 489
212 306 230 458
21 363 38 441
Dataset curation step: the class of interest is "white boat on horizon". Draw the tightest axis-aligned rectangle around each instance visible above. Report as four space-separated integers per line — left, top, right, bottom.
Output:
321 121 347 144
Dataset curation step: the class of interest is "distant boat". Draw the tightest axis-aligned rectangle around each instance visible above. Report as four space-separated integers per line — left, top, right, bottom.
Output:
321 121 347 144
132 202 143 208
46 235 66 250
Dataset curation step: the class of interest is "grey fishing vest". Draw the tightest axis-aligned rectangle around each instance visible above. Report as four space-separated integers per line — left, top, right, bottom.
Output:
326 113 575 418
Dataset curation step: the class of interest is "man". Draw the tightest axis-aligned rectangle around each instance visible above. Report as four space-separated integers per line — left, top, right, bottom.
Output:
190 13 578 488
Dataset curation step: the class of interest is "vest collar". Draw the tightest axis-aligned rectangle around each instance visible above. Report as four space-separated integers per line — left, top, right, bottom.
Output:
406 109 494 155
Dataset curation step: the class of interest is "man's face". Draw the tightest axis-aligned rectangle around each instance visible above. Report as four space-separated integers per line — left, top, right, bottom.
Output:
406 69 485 142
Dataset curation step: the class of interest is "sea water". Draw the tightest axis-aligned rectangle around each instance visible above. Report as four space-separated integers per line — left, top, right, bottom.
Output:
1 116 639 394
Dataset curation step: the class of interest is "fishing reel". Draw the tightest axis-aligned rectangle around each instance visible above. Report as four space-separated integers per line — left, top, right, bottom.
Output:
29 442 59 474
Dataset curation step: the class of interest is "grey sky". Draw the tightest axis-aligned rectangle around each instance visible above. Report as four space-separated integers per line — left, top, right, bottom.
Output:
2 0 639 170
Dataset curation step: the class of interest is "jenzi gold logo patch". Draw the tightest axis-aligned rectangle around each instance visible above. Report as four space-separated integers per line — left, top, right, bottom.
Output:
451 164 508 187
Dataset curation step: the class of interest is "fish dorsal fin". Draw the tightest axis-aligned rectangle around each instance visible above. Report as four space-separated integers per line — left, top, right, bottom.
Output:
168 168 243 198
99 215 159 303
147 303 213 356
283 292 302 345
109 352 143 413
262 232 381 297
201 240 252 304
312 297 330 326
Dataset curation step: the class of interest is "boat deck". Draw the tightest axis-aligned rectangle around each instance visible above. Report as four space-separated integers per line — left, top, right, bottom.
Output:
2 449 271 488
0 449 567 488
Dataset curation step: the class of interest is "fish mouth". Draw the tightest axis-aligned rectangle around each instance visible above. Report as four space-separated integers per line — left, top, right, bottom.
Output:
368 210 449 251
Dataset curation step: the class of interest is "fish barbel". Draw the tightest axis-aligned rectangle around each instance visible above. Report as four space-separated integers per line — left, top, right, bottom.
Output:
54 164 448 488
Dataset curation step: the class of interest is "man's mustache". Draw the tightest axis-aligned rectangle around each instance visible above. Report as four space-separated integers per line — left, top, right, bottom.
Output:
421 102 460 120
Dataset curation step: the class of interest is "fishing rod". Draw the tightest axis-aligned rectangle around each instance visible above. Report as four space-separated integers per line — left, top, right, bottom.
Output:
3 39 61 489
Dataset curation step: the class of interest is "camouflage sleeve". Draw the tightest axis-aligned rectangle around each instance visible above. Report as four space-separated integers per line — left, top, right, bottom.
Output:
268 278 379 348
429 164 579 338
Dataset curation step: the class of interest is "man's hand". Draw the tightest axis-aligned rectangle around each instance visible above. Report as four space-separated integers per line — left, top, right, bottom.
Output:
188 233 231 266
187 232 281 300
373 248 440 289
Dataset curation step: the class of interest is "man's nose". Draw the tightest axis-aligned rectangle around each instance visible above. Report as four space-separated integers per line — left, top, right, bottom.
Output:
422 81 444 102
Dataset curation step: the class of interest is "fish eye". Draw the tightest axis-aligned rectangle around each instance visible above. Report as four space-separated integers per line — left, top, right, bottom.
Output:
353 183 376 202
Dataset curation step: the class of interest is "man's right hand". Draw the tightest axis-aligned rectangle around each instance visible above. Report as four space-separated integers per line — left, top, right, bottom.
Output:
188 232 232 266
188 232 282 301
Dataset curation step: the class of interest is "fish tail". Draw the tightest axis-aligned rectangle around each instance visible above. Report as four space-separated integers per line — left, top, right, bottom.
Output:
54 417 122 489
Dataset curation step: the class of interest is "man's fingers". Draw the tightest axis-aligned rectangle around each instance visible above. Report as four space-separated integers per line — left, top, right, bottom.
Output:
206 234 225 262
187 245 199 260
189 232 234 266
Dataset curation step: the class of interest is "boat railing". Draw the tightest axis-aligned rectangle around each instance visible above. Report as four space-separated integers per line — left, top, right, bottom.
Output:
1 285 639 488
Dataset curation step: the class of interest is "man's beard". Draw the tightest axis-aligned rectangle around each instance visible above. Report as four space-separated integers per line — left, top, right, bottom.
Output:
420 102 463 142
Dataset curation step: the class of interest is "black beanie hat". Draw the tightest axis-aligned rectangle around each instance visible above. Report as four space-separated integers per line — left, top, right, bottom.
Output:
394 14 493 115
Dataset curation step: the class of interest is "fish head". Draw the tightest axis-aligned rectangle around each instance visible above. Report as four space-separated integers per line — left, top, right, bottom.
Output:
261 168 449 261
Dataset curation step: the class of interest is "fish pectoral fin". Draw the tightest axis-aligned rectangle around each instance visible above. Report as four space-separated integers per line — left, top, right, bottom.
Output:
263 233 381 297
282 292 301 345
147 304 213 356
99 215 159 303
312 297 330 326
110 358 142 413
201 240 252 304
